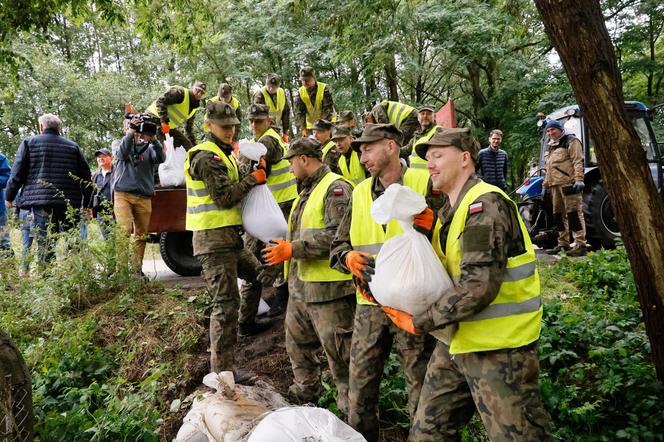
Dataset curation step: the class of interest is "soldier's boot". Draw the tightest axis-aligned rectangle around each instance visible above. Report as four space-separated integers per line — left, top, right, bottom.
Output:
232 369 257 385
238 317 274 337
545 244 571 255
567 244 587 257
287 384 320 405
267 283 289 317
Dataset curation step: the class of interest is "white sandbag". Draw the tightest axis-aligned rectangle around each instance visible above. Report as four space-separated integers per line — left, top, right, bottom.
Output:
238 140 267 162
158 134 187 187
368 184 453 316
247 406 366 442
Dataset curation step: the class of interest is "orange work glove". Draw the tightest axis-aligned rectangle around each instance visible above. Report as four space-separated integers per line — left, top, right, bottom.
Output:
301 128 308 137
161 122 170 135
345 251 375 282
413 207 434 235
354 276 378 304
282 133 289 143
255 156 267 170
251 169 266 184
262 239 293 266
382 306 422 336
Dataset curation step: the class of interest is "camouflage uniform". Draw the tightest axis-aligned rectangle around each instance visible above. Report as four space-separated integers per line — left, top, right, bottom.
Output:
284 164 355 414
542 134 586 248
253 89 291 136
370 101 420 146
188 133 264 373
330 165 443 442
150 85 202 150
323 142 342 175
400 122 435 161
294 83 335 133
410 176 552 441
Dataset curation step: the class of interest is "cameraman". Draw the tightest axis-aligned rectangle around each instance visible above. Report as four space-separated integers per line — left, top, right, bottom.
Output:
112 114 165 274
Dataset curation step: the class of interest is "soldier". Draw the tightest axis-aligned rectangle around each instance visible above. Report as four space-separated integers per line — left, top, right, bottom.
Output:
295 66 335 137
253 74 291 138
146 81 207 151
261 137 355 414
208 83 242 142
330 126 368 186
240 104 298 316
336 111 362 137
400 105 438 172
329 124 437 442
184 101 272 381
311 119 340 174
366 99 419 146
382 127 551 441
542 120 587 256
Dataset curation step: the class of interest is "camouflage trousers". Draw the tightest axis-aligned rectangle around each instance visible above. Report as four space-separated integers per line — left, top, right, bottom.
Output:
0 330 34 441
551 185 586 247
410 341 552 441
285 294 355 414
197 248 262 373
348 304 435 442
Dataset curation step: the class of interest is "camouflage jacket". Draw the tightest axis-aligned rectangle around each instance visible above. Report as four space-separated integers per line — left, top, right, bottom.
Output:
288 165 354 303
330 165 446 273
155 85 201 147
542 134 584 187
412 176 526 333
253 89 291 135
189 134 260 255
294 82 335 130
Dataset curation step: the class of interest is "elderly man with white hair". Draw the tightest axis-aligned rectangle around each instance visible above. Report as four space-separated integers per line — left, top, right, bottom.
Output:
5 113 92 266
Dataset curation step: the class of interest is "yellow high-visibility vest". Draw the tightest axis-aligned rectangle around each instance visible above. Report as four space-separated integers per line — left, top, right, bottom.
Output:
204 96 240 132
147 86 198 129
285 172 353 282
261 87 286 128
381 100 415 128
349 169 430 304
184 141 242 231
338 151 365 186
433 181 542 354
321 140 336 161
299 82 327 129
253 128 298 203
411 125 438 169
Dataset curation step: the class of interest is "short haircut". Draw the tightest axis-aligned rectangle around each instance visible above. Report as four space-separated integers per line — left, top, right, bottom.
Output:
489 129 503 137
39 113 63 133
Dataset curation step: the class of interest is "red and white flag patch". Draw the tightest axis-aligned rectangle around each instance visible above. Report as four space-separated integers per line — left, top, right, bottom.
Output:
212 155 222 162
333 187 344 196
469 202 483 215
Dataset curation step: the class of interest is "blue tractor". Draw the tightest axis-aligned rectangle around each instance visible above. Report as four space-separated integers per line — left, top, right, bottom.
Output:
517 101 663 249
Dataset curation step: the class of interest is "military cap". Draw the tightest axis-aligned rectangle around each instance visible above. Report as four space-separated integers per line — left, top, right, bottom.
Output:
312 119 333 131
418 105 435 113
299 66 315 79
283 137 323 160
331 126 352 141
94 148 112 157
218 83 232 96
266 74 281 87
247 104 270 120
192 81 207 92
351 123 403 150
415 127 480 162
205 101 240 126
337 111 356 123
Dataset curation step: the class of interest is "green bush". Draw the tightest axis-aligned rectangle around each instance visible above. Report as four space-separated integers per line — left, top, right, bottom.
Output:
539 247 664 440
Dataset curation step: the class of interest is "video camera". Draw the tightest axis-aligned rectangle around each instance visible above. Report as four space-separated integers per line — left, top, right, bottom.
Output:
124 112 159 135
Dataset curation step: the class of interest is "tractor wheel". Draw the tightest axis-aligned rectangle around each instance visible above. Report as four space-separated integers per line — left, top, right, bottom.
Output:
583 179 620 249
159 232 202 277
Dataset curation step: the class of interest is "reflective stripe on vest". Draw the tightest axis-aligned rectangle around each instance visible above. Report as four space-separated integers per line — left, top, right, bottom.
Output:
147 87 197 129
442 181 542 354
184 141 242 231
255 129 298 203
285 172 353 282
349 169 430 304
299 82 326 129
322 140 336 161
338 151 365 186
261 87 286 127
382 100 415 128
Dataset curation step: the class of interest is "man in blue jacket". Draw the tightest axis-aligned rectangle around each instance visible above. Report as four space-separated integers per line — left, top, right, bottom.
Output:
0 151 10 254
5 114 92 265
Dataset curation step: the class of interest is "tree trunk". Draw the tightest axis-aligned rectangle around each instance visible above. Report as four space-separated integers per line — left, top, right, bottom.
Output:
384 56 399 101
535 0 664 380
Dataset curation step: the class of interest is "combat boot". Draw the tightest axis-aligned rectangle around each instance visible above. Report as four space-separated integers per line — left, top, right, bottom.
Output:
545 244 571 255
233 369 257 385
567 244 587 257
238 317 274 337
267 283 289 317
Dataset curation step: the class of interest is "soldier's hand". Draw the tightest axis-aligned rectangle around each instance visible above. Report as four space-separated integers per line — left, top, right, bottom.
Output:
413 208 434 236
345 251 375 283
282 134 289 143
382 306 422 336
255 156 267 171
161 122 170 135
261 239 293 265
301 128 308 137
251 168 267 185
572 181 585 193
354 276 378 305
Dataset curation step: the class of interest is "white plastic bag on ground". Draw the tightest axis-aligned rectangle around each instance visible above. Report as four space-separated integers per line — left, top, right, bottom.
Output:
158 134 187 187
238 141 288 243
247 406 366 442
368 184 453 316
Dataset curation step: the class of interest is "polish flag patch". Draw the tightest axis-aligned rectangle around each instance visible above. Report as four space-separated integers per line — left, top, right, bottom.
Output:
212 155 222 162
333 187 344 196
469 202 483 215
